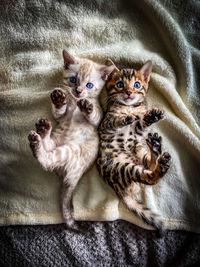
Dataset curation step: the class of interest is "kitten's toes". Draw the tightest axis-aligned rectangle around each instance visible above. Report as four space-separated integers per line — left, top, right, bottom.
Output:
28 131 41 157
51 88 67 108
158 152 171 164
144 108 165 125
157 152 171 176
122 115 139 126
77 99 93 115
35 118 52 138
146 132 162 154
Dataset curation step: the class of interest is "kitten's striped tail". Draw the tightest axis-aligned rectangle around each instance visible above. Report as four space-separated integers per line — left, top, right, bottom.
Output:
62 183 87 233
122 193 164 236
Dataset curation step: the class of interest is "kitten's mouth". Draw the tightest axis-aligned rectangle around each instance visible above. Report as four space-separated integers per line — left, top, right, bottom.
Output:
72 91 85 99
74 93 81 98
123 95 135 101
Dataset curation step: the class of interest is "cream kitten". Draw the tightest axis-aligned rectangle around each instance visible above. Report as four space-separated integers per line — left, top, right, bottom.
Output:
28 50 114 231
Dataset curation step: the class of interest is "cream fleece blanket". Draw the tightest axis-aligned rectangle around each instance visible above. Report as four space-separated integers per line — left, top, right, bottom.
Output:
0 0 200 232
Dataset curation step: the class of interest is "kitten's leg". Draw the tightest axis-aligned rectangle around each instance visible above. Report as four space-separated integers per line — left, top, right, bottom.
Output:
28 131 77 171
35 118 56 151
130 152 171 185
51 88 68 120
119 153 170 185
103 155 170 189
77 99 103 127
99 113 140 133
142 108 164 128
145 132 162 169
142 152 171 184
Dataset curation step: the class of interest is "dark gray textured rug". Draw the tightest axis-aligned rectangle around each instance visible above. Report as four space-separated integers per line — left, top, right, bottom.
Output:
1 220 200 266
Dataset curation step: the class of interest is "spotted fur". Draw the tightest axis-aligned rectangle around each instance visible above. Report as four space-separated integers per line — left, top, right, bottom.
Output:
28 50 115 231
97 61 171 233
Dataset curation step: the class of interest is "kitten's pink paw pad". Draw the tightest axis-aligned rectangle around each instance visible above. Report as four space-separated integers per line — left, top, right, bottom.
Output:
77 99 93 114
35 118 51 138
28 131 41 156
51 89 67 108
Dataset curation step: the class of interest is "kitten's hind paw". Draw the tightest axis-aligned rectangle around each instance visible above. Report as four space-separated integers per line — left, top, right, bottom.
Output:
146 132 162 155
51 88 67 108
28 131 41 157
35 118 52 138
143 108 164 126
157 152 171 176
77 99 93 115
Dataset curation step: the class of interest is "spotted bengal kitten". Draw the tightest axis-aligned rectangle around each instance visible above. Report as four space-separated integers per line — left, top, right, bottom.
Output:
97 60 171 233
28 50 114 231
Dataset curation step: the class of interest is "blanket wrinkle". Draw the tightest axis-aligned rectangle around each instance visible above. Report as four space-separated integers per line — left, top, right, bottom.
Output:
0 0 200 232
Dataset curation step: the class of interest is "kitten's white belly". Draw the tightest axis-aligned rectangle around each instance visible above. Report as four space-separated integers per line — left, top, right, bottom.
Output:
65 122 97 143
53 107 98 146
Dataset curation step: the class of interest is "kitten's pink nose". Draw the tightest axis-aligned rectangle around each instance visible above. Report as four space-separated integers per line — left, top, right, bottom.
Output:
126 90 132 96
75 87 82 94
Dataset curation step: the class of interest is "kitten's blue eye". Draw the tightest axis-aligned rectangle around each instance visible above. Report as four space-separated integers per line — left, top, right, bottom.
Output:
86 83 94 89
116 81 124 88
134 82 141 89
70 77 76 83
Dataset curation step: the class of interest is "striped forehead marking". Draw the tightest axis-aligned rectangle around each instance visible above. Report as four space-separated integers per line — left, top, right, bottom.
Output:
121 69 135 80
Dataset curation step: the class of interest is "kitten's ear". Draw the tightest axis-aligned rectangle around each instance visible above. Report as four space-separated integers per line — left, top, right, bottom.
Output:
139 60 152 83
100 64 116 81
63 50 75 69
105 58 119 69
105 58 119 71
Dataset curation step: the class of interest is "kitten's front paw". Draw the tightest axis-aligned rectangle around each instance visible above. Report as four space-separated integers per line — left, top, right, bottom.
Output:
146 132 162 154
28 131 41 157
143 108 164 126
35 118 52 138
51 89 67 108
121 115 139 126
77 99 93 115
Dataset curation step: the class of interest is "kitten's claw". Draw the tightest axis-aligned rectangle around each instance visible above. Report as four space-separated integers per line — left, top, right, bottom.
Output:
51 89 67 108
35 118 52 138
146 132 162 154
28 131 41 157
143 108 164 126
77 99 93 115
